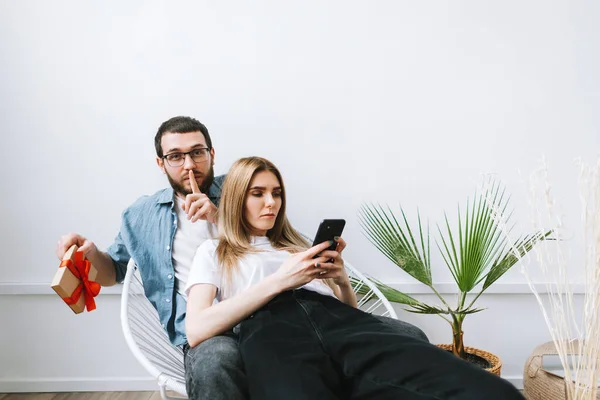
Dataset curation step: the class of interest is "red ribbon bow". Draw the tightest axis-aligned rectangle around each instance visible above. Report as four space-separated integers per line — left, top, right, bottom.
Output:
59 251 101 312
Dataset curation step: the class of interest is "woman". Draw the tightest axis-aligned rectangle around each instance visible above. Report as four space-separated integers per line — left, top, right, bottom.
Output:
185 157 524 400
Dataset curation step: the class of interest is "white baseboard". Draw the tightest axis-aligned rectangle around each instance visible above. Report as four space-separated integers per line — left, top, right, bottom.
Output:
0 377 157 392
0 283 123 295
505 375 523 389
0 281 588 295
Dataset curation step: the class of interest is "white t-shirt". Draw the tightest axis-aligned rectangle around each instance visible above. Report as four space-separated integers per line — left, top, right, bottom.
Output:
172 196 218 296
185 236 336 301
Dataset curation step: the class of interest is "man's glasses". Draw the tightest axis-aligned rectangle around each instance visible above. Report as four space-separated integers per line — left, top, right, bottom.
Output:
162 148 211 167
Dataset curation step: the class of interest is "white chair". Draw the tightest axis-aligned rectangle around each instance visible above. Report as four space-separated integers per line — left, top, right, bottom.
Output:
121 257 397 399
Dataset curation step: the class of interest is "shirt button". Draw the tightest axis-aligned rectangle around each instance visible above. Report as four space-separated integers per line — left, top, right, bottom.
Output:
161 323 166 329
166 245 170 250
165 298 170 303
173 219 176 225
167 274 173 279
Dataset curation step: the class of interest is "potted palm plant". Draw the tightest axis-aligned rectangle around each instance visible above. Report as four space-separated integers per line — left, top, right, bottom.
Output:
358 179 551 375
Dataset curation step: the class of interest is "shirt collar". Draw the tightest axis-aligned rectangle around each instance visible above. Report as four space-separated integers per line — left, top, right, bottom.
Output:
250 236 271 245
157 187 175 205
206 177 223 202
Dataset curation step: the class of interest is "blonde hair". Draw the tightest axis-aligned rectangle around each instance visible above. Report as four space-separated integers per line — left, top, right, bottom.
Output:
216 157 334 294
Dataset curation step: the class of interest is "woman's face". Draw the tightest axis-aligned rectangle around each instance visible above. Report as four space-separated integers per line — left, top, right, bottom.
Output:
244 170 282 236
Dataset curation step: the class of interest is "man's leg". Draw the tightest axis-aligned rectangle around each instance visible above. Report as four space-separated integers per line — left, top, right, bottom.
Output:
183 332 248 400
373 315 429 342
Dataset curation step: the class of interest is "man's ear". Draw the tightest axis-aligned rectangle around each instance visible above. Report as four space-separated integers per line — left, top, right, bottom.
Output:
210 147 216 166
156 157 166 174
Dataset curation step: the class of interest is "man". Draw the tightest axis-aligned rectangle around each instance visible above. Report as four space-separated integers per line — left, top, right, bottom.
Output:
56 116 429 399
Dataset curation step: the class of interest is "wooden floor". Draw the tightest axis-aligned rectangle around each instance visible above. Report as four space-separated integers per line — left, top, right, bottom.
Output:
0 393 184 400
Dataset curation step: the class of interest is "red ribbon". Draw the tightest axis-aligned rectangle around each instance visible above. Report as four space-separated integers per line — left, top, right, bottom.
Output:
59 251 101 312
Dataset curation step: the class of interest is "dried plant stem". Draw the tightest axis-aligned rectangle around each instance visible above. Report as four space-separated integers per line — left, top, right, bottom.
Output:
493 158 600 400
533 159 599 400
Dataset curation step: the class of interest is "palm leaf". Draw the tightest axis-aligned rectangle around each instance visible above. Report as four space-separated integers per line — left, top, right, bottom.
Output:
353 276 425 307
358 204 432 286
367 279 449 314
437 180 511 293
371 279 486 315
405 303 452 314
482 229 553 291
454 307 485 315
404 306 486 315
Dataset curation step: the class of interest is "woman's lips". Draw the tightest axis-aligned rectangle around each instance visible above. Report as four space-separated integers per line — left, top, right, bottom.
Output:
260 214 276 218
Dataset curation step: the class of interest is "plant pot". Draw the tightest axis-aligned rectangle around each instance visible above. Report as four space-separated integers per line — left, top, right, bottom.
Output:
436 344 502 376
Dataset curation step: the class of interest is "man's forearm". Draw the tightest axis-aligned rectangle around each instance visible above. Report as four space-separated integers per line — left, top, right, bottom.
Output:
87 251 118 286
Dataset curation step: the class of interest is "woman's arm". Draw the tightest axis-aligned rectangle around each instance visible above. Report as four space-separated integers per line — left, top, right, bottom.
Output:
332 281 358 308
185 274 282 348
186 240 335 348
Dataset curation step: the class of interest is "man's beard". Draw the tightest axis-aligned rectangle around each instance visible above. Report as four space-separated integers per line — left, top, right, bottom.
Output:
167 166 215 197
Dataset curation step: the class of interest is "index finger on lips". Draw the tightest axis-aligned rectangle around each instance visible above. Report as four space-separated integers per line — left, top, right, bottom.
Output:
189 170 201 194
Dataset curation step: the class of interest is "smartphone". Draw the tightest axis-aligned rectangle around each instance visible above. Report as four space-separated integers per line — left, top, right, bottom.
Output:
311 219 346 252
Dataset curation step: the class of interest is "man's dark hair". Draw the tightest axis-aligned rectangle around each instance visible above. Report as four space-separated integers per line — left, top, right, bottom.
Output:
154 116 213 158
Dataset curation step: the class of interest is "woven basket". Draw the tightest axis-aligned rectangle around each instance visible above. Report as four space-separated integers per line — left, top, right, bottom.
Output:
523 341 600 400
436 344 502 376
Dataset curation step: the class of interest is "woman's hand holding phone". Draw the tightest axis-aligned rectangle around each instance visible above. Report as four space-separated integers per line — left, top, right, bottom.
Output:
272 241 335 292
313 237 351 287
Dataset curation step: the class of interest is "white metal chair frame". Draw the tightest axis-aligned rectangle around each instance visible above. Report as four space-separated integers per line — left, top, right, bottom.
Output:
121 253 397 399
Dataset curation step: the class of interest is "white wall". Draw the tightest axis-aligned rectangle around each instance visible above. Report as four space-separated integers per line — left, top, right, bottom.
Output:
1 0 599 392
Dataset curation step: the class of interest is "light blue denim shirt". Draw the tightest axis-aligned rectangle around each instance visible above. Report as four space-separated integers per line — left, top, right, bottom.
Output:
107 175 226 346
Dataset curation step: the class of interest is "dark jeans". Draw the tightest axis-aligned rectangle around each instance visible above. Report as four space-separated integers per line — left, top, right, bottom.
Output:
238 289 524 400
183 299 428 400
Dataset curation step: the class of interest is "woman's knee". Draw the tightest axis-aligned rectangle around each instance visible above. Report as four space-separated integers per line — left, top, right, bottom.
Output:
374 315 429 342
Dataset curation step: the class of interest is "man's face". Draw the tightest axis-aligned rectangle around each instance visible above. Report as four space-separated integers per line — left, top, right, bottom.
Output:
156 131 216 197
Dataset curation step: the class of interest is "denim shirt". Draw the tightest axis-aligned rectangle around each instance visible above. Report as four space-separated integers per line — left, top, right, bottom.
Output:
107 175 226 346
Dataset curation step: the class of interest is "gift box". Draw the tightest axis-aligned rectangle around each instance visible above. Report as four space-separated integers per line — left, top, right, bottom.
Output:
51 244 101 314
